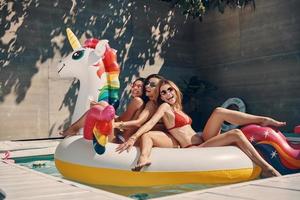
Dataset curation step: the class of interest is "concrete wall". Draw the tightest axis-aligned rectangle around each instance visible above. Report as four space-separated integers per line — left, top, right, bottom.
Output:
188 0 300 131
0 0 195 140
0 0 299 140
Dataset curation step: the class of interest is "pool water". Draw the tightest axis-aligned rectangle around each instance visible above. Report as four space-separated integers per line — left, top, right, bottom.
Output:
14 155 219 199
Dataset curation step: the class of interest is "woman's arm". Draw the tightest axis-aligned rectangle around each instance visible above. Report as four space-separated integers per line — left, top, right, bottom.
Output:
130 103 169 140
116 103 170 153
115 97 144 122
114 101 155 130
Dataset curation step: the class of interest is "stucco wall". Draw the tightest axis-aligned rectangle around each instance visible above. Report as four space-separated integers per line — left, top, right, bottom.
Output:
189 0 300 131
0 0 195 140
0 0 299 140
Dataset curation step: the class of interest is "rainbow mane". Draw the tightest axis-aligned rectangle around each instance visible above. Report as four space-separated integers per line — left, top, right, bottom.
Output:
99 44 120 109
80 38 121 155
83 38 120 109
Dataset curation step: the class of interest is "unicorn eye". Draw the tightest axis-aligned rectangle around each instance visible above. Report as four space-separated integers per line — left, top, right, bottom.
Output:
72 50 84 60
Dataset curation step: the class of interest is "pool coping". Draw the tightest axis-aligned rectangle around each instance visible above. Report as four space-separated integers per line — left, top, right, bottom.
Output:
1 159 132 199
1 139 300 200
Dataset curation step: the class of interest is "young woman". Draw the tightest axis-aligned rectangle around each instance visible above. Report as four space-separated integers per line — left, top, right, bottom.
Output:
113 78 146 142
114 74 179 152
59 78 146 141
116 79 285 176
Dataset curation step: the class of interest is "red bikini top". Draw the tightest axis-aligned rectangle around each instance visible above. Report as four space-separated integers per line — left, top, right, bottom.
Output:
167 111 192 131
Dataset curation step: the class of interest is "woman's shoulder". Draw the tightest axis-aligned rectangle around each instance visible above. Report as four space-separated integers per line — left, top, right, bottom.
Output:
125 97 144 111
131 96 144 105
159 102 171 110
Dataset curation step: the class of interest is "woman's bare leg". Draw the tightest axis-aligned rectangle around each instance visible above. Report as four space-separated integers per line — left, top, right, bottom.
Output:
202 107 286 141
59 101 110 137
132 131 179 171
199 129 281 177
59 113 87 137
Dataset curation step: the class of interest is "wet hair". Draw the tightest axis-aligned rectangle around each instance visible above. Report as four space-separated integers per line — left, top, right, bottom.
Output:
144 74 165 103
131 77 147 102
157 79 183 110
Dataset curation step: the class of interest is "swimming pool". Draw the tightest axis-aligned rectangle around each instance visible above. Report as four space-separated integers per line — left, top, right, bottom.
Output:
14 154 219 199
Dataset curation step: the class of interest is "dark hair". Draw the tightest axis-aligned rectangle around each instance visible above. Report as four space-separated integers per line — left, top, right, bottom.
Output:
131 77 147 102
132 77 145 85
144 74 165 103
144 74 165 83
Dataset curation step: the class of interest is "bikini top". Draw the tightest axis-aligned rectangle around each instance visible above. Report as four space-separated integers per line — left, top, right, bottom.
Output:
167 111 192 131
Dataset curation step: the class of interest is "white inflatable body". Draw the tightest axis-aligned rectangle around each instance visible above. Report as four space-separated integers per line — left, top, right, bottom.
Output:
55 136 261 187
57 29 112 123
55 29 260 186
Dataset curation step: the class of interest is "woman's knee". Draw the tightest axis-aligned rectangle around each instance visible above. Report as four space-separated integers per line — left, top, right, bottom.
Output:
90 101 109 109
228 129 246 142
99 101 109 107
212 107 227 116
141 132 152 139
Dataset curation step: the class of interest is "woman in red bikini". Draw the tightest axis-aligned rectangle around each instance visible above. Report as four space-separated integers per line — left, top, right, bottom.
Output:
114 74 179 146
116 79 285 176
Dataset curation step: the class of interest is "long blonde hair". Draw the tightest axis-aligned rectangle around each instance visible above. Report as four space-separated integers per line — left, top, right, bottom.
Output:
157 79 183 110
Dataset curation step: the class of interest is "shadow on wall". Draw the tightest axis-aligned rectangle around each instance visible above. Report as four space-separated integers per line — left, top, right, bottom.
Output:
0 2 40 104
0 1 185 136
179 76 218 131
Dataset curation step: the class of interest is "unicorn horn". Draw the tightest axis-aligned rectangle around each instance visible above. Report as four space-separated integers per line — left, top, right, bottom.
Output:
66 28 81 50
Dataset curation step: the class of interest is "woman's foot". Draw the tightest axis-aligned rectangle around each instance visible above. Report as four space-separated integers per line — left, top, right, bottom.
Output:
59 126 79 137
261 168 281 178
132 156 151 171
261 117 286 127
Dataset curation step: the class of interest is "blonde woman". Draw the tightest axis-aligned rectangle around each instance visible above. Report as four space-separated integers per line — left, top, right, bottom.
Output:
114 74 179 146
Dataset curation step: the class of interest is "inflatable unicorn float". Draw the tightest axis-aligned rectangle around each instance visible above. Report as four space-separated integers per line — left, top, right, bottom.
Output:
54 28 300 187
56 28 119 154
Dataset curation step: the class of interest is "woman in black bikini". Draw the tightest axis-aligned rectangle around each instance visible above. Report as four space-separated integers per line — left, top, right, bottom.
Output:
116 79 285 176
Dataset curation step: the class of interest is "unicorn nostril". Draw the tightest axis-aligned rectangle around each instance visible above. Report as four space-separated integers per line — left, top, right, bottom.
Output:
58 63 66 74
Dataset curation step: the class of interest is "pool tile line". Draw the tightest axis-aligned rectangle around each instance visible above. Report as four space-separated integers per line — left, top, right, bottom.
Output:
0 140 61 153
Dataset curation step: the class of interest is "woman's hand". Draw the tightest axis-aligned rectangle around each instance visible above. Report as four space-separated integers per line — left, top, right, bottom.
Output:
114 122 120 128
115 136 136 153
114 121 124 131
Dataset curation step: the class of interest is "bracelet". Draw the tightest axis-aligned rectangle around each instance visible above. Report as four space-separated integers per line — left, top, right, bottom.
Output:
119 121 124 132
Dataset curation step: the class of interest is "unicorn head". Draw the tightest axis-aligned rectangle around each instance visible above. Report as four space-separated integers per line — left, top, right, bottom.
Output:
57 28 120 123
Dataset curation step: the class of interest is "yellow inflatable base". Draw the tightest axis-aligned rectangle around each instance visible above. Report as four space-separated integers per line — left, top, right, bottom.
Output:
55 159 261 187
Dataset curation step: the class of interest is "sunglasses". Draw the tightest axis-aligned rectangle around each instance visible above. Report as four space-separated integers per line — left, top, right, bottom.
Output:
160 87 174 96
145 81 157 88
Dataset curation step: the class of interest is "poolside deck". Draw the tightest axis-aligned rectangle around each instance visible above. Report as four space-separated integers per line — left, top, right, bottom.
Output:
1 160 300 200
152 173 300 200
0 160 131 200
1 139 300 200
